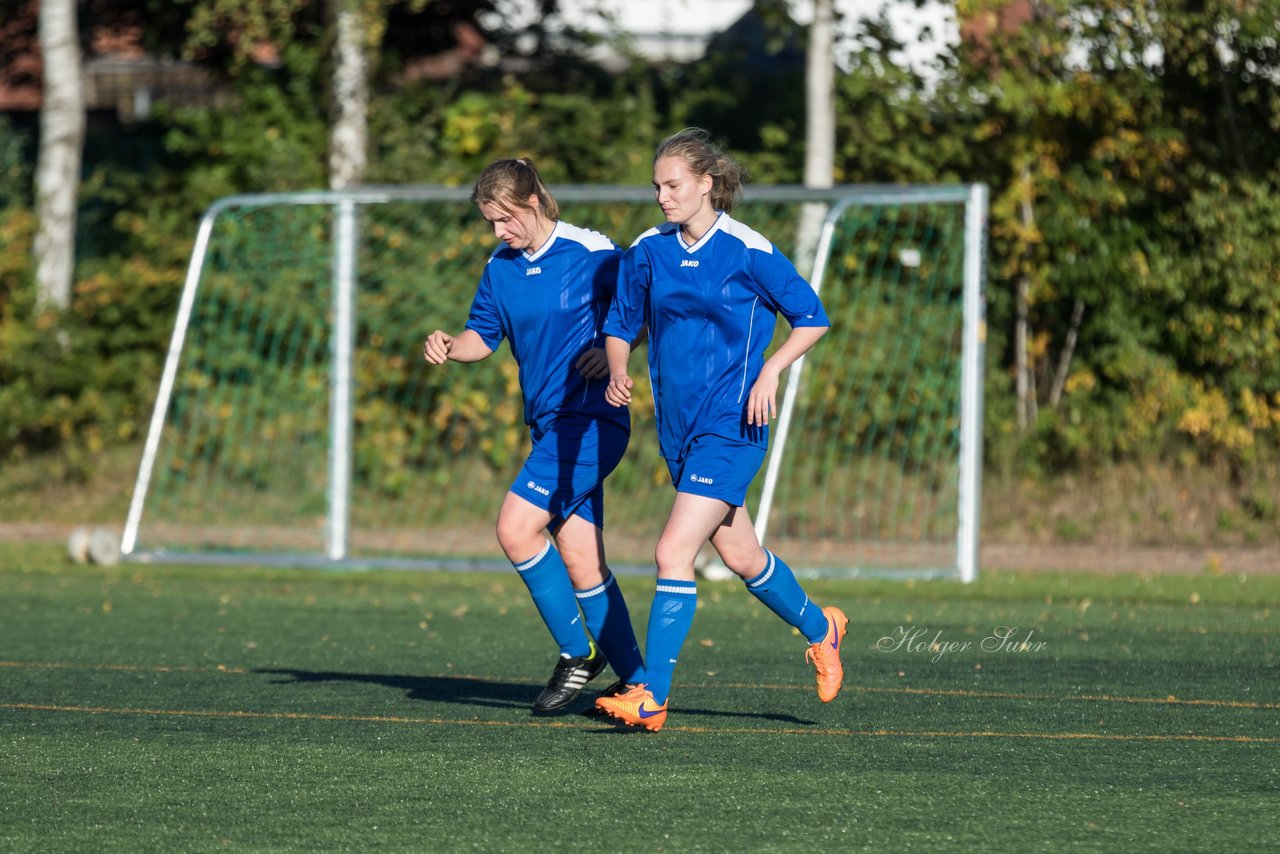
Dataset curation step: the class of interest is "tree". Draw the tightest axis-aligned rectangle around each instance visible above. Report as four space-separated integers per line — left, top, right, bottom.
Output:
32 0 84 310
950 0 1280 464
804 0 835 191
329 0 370 189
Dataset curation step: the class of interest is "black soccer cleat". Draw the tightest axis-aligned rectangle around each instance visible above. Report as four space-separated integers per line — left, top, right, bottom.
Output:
579 678 628 719
533 642 607 713
597 679 628 699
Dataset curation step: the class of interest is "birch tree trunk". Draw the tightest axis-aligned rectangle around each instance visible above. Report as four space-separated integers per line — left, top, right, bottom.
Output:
329 0 369 190
1015 166 1036 429
1048 298 1084 409
804 0 835 191
794 0 835 279
33 0 84 309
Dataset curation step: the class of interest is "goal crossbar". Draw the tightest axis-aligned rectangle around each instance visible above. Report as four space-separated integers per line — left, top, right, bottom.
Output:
122 184 987 580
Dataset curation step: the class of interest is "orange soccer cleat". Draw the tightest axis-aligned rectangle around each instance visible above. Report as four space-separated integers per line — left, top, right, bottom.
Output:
805 606 849 702
593 683 668 732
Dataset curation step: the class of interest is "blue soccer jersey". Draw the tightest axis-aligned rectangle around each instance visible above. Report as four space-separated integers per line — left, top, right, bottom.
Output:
603 212 829 460
466 221 627 434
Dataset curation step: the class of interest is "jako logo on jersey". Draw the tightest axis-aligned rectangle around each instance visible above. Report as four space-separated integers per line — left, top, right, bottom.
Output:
680 259 699 268
690 474 714 484
526 480 551 496
526 267 542 276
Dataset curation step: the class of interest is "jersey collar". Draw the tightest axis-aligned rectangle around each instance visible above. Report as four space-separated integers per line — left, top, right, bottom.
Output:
523 221 561 263
678 211 725 253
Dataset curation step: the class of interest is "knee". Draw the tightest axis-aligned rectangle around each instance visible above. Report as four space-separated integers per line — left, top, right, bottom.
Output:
718 543 767 579
495 516 540 561
653 536 692 577
556 537 600 577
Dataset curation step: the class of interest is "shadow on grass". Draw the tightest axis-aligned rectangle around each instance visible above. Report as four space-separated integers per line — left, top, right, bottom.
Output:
257 668 822 727
257 668 535 712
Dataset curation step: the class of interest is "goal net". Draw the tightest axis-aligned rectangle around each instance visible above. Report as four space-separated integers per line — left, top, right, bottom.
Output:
122 184 987 579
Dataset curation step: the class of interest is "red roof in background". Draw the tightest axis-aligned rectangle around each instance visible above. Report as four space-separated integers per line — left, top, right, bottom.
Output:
0 2 231 114
0 2 42 110
0 2 492 114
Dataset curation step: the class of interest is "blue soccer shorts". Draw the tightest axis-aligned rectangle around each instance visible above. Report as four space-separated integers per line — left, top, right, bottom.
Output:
665 433 766 507
509 415 630 529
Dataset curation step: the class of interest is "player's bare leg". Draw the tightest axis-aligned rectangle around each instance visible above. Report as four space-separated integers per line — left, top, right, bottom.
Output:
550 513 608 590
706 503 769 581
709 501 848 703
598 492 729 730
496 491 605 712
495 490 556 564
653 492 739 580
554 511 644 699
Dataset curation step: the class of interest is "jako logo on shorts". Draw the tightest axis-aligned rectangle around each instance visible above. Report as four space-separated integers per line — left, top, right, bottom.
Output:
527 480 551 496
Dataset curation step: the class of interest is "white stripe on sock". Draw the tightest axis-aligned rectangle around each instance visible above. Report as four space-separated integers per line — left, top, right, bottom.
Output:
513 539 552 572
747 551 776 588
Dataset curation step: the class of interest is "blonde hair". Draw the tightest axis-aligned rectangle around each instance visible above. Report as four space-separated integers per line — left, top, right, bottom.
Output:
654 127 745 213
470 158 560 220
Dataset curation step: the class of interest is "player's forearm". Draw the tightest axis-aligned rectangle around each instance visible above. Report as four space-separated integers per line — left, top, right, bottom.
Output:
606 335 632 376
760 325 828 378
445 330 494 363
603 335 635 407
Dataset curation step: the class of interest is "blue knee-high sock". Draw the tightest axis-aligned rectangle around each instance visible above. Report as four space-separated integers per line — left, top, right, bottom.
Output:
514 540 590 658
576 573 645 684
642 578 698 705
744 550 829 644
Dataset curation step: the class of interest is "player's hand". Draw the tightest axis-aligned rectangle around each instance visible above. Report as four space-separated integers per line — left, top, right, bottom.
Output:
746 371 780 426
576 347 609 379
423 330 453 365
605 374 633 407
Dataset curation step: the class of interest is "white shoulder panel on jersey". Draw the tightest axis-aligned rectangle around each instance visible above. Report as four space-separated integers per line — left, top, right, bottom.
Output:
629 222 677 249
718 215 775 254
556 221 617 253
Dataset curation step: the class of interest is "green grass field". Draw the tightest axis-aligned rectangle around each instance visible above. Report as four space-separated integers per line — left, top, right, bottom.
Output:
2 542 1277 852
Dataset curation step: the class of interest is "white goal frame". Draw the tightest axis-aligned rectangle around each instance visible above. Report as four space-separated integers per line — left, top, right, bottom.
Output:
121 184 988 581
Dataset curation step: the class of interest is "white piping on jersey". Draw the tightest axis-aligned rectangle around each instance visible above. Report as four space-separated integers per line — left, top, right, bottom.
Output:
738 296 760 403
579 312 605 408
523 221 560 263
678 212 724 252
513 538 552 571
647 359 659 425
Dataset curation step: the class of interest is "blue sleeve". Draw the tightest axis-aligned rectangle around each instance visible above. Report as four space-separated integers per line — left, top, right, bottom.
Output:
753 248 830 328
593 248 621 308
464 266 506 350
603 244 649 342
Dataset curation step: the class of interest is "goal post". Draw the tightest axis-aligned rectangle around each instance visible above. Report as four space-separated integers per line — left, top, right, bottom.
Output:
121 184 988 580
755 185 987 582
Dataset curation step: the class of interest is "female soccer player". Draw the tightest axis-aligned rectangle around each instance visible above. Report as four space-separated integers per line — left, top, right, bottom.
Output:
423 158 643 714
594 129 848 732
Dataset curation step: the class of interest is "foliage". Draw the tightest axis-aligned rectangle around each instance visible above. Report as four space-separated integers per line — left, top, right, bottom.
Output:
160 51 331 198
947 0 1280 472
0 208 179 477
366 75 660 186
0 116 32 208
4 0 1280 527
